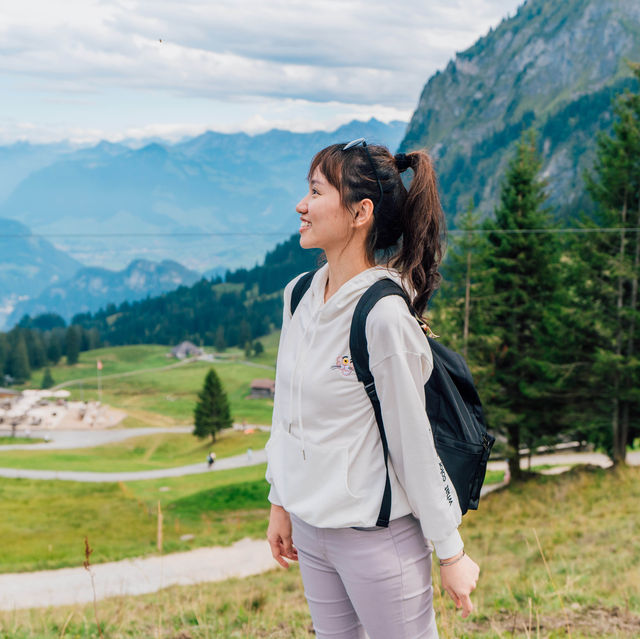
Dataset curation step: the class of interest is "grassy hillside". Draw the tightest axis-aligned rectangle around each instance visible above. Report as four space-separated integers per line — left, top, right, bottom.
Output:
1 466 638 637
17 336 280 428
0 464 270 573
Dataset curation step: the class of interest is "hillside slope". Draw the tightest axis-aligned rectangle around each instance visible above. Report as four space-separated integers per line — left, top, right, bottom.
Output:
400 0 640 221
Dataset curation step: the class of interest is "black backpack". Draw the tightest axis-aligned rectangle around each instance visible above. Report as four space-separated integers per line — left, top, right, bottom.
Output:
290 270 495 524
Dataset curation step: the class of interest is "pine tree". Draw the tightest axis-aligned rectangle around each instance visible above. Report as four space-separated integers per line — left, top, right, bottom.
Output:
568 62 640 464
214 326 226 352
436 198 489 359
46 332 63 365
475 129 563 479
193 368 233 442
8 333 31 383
65 326 81 365
41 367 55 389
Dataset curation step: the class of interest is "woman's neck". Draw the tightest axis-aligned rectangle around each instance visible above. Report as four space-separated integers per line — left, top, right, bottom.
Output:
323 244 374 303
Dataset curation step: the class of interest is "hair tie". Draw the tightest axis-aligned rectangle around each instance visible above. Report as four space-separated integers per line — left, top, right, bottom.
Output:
394 153 412 173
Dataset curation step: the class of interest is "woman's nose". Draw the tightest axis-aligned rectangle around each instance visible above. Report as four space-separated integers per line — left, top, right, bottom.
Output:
296 196 308 214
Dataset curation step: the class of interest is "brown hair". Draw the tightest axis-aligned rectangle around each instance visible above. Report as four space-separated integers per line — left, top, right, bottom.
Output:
308 143 446 315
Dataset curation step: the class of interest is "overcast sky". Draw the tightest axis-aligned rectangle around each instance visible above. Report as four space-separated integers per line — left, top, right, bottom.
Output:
0 0 524 145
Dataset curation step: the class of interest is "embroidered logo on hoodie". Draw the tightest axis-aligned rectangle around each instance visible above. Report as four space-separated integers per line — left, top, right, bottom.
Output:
331 355 354 376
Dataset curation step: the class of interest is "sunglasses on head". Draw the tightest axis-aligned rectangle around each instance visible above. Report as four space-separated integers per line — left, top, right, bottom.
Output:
342 137 384 213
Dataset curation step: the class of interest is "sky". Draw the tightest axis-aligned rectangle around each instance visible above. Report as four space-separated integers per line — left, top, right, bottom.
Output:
0 0 525 145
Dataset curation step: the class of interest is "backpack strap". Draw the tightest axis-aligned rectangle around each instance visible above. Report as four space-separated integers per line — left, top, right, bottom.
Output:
350 278 413 527
290 269 318 316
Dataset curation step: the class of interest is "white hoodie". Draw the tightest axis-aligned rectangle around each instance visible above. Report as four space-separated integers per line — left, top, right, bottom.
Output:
265 263 463 558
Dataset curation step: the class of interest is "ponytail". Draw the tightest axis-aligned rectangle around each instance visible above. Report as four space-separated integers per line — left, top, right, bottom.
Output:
392 151 446 315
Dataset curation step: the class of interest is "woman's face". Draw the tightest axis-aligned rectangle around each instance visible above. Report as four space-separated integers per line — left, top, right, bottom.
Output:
296 168 352 252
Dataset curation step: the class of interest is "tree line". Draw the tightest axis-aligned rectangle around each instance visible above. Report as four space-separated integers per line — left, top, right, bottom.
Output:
433 64 640 473
0 317 100 386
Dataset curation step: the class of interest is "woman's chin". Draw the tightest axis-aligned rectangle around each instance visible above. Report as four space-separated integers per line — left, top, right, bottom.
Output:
299 231 318 249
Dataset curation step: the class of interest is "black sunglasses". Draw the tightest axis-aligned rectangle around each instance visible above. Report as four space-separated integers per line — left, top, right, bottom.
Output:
343 137 384 213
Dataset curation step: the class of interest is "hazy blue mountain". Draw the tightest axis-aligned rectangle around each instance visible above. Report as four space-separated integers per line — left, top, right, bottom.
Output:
8 258 201 326
0 217 83 328
0 140 74 203
399 0 640 222
0 119 406 274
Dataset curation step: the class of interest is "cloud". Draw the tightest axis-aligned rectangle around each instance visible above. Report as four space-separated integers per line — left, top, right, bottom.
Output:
0 0 525 108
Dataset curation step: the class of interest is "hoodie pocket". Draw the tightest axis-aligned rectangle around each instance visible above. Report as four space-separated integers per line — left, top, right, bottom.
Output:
266 427 360 527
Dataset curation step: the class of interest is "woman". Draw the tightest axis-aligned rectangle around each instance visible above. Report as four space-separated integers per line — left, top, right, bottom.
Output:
265 138 479 639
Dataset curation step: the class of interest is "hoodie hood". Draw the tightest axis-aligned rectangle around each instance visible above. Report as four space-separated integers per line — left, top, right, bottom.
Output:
305 263 407 322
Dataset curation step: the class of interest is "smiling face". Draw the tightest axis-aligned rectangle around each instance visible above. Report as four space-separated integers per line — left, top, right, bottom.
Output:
296 168 353 253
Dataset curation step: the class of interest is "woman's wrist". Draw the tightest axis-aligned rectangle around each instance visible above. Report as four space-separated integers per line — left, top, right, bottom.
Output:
439 549 465 567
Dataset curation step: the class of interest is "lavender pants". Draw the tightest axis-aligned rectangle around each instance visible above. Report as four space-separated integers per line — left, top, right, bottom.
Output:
291 513 438 639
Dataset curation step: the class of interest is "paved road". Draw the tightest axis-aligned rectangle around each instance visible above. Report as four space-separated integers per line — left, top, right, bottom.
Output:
0 538 275 611
0 426 193 451
0 448 268 481
487 449 640 471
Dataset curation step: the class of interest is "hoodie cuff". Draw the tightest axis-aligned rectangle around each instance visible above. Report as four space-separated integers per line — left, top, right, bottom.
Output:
268 483 282 506
432 529 464 560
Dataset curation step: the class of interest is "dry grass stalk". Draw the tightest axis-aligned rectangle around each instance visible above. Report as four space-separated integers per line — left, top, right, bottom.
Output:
57 610 74 638
532 527 572 638
83 536 105 639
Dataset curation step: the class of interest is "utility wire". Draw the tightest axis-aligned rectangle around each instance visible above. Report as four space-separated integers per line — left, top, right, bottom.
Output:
0 228 639 239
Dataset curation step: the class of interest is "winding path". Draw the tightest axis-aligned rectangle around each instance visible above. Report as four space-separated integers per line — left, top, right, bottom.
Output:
0 448 268 481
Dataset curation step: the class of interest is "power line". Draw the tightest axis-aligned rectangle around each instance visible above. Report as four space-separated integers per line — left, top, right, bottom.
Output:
0 232 288 238
448 227 640 235
0 228 638 239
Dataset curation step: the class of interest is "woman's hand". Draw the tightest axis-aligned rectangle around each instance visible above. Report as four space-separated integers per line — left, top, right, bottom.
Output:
267 504 298 568
439 551 480 618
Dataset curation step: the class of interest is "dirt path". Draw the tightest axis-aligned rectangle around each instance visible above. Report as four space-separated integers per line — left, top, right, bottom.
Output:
0 426 193 451
0 448 267 481
0 538 276 611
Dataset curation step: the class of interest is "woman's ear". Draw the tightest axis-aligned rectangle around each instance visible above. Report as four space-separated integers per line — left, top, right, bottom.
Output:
352 198 374 229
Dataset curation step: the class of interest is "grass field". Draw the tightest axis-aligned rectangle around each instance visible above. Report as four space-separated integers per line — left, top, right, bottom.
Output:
0 463 270 573
1 465 638 638
16 339 280 427
0 429 269 472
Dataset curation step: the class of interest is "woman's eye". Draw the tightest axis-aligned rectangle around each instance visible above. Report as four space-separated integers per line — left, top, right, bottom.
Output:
311 188 319 195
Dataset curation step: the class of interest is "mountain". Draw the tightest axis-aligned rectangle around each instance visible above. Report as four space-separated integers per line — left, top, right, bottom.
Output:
0 141 74 203
7 258 202 327
0 119 407 274
399 0 640 222
0 217 83 328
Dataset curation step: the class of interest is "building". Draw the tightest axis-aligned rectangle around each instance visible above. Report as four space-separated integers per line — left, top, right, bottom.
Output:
170 341 204 359
249 378 275 399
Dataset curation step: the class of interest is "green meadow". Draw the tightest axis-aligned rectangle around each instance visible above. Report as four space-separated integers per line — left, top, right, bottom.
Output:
17 334 281 428
0 463 270 573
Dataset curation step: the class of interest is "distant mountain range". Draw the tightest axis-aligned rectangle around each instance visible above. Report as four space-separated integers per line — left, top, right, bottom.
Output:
0 217 83 327
0 118 407 273
399 0 640 221
7 258 202 327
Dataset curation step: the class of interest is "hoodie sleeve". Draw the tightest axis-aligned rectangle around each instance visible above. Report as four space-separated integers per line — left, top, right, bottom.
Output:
366 296 463 559
265 274 301 507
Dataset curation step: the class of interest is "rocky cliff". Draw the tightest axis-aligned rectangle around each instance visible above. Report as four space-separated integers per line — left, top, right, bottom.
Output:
400 0 640 221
